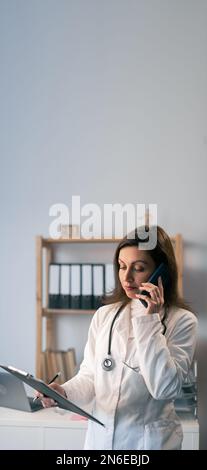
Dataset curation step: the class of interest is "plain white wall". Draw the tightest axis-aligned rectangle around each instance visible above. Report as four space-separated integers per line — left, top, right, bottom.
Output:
0 1 207 375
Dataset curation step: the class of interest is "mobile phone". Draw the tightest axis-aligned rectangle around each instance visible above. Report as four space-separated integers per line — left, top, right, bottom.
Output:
139 262 170 308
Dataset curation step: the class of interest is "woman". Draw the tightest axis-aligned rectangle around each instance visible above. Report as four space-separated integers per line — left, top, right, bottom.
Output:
38 226 197 450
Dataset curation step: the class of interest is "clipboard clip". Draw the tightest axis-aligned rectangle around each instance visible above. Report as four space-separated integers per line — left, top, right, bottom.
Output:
8 366 31 377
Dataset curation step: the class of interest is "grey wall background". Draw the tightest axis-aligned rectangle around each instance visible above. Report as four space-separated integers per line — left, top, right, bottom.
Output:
0 0 207 447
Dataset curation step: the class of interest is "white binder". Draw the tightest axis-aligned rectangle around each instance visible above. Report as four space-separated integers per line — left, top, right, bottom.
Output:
49 264 60 308
93 264 104 309
70 264 81 308
60 264 70 308
81 264 92 309
105 263 115 293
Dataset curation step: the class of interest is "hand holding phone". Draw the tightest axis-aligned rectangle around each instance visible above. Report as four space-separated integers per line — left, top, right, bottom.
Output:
138 262 169 308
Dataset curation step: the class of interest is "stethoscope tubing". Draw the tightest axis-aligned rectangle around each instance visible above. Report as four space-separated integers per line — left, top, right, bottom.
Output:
102 302 167 372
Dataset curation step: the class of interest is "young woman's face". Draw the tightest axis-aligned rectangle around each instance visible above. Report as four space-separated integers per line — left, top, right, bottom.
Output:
118 246 156 299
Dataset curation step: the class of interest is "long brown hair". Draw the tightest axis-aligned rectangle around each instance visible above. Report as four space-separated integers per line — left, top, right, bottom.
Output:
103 226 192 311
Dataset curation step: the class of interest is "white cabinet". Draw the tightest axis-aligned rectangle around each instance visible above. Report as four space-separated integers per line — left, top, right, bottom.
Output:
0 425 44 450
0 407 199 450
0 407 87 450
180 414 199 450
44 427 86 450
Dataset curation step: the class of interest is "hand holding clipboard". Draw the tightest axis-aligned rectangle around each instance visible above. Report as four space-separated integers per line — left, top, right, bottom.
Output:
0 365 104 427
33 371 62 403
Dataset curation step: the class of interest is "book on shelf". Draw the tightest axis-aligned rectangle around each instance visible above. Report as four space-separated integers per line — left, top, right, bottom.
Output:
41 349 77 384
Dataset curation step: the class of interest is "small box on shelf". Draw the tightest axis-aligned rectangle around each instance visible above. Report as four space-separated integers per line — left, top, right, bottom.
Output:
59 224 80 239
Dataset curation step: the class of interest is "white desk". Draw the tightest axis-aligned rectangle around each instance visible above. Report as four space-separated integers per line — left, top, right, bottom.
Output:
0 407 199 450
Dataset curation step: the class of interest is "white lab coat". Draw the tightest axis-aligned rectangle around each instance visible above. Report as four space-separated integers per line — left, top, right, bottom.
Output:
62 300 197 450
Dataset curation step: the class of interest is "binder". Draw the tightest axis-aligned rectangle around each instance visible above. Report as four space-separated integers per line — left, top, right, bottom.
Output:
0 365 104 427
60 264 71 309
81 264 92 309
49 264 60 309
92 264 105 309
70 264 81 309
105 263 115 294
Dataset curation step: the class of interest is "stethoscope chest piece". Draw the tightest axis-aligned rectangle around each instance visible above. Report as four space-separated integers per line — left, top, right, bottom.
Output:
102 356 115 371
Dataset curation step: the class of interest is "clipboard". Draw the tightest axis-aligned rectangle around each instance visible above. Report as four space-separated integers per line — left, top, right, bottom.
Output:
0 365 104 427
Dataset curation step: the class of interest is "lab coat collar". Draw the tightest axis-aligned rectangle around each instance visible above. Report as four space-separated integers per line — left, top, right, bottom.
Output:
115 302 131 338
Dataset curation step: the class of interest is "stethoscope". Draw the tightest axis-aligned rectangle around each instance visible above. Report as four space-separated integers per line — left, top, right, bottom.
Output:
102 304 125 371
101 303 167 372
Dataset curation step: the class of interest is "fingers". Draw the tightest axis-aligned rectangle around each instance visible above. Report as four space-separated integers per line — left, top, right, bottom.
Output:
136 277 164 313
34 388 56 408
135 293 149 302
34 383 65 409
136 293 157 306
41 398 56 408
140 278 164 302
158 276 164 297
140 278 163 292
150 286 162 308
138 285 159 304
136 292 162 314
49 383 66 397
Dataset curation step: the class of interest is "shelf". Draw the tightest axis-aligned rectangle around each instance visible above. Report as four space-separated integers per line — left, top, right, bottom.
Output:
42 238 122 246
42 308 95 316
42 236 179 244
